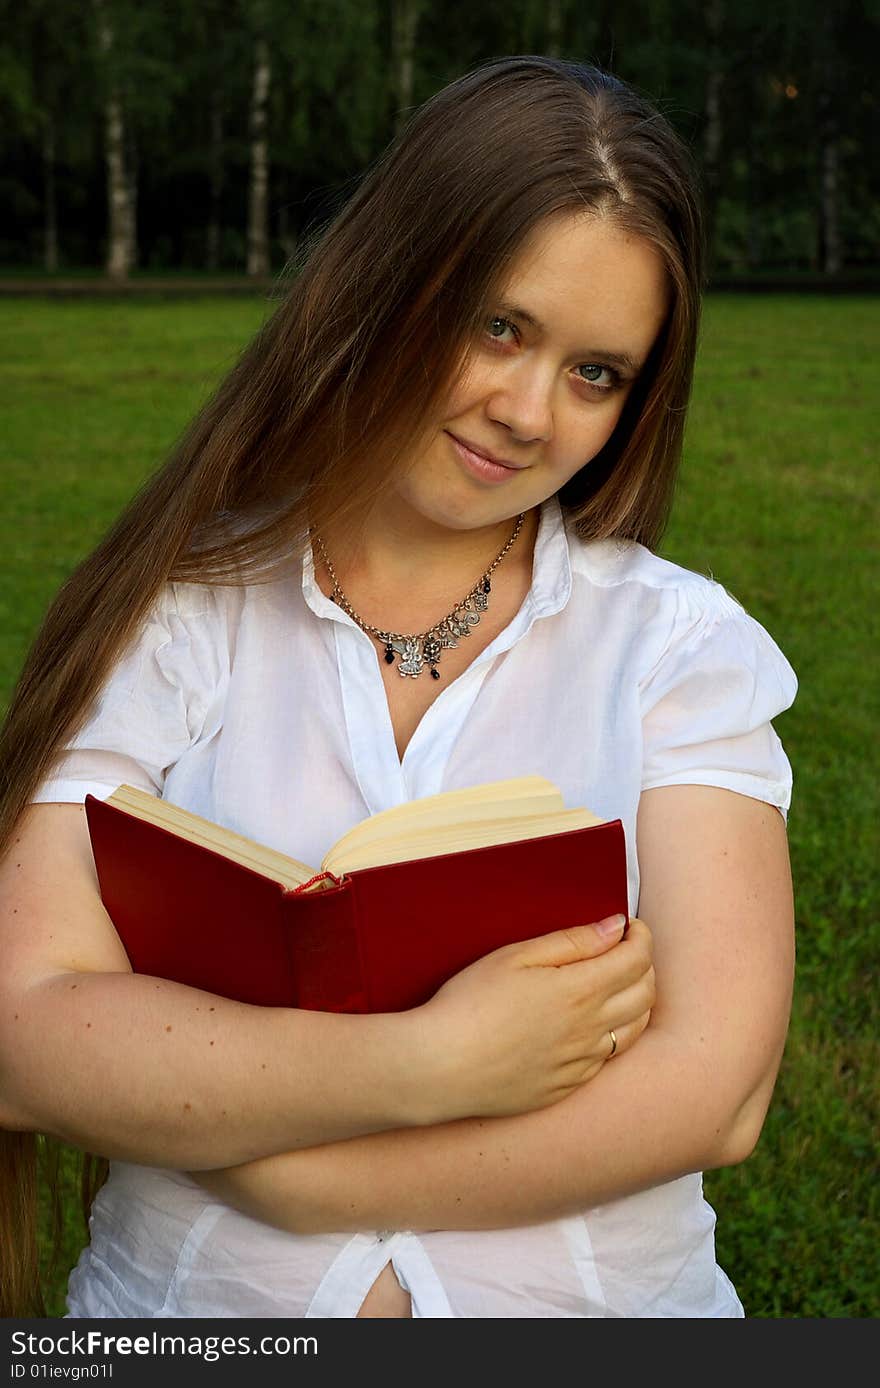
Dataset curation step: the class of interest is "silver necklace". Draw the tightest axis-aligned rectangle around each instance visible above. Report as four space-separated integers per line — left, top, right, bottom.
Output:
310 513 526 680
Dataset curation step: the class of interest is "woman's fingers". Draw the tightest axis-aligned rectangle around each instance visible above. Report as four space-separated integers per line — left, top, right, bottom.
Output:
421 915 655 1121
600 1009 653 1064
554 917 653 1009
508 913 629 966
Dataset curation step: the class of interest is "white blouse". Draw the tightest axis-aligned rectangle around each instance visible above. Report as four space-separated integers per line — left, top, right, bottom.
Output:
33 496 797 1318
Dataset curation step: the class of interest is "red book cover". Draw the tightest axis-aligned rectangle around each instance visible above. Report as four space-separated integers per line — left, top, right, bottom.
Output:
85 794 629 1014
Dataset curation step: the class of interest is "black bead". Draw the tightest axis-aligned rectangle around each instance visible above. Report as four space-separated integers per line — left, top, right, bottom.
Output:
482 578 491 593
431 668 440 679
384 645 395 663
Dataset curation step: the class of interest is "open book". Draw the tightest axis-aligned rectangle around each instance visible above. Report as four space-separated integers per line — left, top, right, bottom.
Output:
86 776 628 1013
101 776 606 888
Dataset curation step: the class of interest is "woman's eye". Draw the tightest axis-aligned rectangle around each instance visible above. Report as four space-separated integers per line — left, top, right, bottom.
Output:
576 363 617 389
486 316 515 342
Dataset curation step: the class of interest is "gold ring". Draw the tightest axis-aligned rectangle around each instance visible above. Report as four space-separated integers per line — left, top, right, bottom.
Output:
608 1029 618 1058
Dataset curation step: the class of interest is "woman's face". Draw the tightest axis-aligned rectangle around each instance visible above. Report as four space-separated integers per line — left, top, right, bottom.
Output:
397 210 669 533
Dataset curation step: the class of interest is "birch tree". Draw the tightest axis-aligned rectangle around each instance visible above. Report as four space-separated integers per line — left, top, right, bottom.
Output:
246 28 272 276
703 0 725 268
94 0 135 278
544 0 564 58
392 0 422 134
816 10 842 275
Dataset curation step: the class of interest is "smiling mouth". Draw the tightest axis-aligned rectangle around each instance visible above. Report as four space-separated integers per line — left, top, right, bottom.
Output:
446 433 523 469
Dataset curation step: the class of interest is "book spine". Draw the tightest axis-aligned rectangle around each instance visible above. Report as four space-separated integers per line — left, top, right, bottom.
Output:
281 876 370 1013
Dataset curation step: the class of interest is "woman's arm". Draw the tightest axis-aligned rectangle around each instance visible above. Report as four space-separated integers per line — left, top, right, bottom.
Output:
0 803 650 1170
195 784 794 1229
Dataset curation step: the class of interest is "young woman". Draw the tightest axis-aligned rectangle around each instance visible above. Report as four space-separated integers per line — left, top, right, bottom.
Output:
0 55 796 1319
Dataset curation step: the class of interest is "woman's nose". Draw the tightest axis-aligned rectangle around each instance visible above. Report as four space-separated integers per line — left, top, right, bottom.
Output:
485 366 554 443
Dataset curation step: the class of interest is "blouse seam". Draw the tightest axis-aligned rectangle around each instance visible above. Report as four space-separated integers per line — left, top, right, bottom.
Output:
69 1246 143 1316
569 549 747 622
641 768 791 802
156 1204 227 1317
636 584 738 695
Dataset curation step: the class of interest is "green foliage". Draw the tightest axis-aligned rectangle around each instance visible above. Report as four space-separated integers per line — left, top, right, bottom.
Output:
0 1 876 273
1 292 877 1318
662 295 880 1317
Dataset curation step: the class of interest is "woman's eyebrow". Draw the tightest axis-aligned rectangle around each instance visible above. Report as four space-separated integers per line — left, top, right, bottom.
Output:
497 300 644 374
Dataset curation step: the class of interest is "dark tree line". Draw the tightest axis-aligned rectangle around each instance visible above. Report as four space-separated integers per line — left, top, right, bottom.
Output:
1 0 876 279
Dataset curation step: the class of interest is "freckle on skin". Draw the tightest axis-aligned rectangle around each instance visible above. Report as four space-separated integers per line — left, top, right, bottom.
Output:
166 1025 172 1032
210 1040 215 1046
184 1103 192 1112
86 1023 92 1028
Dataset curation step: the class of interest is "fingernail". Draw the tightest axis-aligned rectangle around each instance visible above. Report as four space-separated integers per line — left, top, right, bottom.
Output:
594 913 626 938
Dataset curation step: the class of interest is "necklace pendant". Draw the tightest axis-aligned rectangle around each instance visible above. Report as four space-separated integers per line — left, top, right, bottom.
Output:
450 608 480 637
389 636 424 678
314 511 525 687
422 635 443 681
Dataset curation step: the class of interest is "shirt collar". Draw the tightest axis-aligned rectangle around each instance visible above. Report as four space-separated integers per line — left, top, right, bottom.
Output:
301 494 573 625
526 493 572 619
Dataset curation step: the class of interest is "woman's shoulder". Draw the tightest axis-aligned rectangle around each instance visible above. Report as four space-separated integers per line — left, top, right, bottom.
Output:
159 513 306 630
161 577 247 624
566 532 746 622
564 529 796 705
154 568 289 635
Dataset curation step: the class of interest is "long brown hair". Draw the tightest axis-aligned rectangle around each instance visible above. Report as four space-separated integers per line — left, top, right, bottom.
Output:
0 55 704 1316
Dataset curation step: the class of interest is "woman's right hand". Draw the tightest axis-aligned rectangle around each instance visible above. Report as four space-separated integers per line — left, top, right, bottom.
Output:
416 915 654 1122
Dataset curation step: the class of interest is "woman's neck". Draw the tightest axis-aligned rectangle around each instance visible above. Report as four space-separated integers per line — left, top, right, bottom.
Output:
312 505 540 631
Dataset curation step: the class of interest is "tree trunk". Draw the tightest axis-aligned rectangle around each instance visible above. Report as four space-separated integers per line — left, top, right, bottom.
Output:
820 135 841 275
206 96 224 272
95 2 133 280
817 16 842 275
544 0 563 58
278 195 297 266
742 70 763 272
703 0 724 272
392 0 421 135
246 35 271 277
126 136 138 270
43 116 58 273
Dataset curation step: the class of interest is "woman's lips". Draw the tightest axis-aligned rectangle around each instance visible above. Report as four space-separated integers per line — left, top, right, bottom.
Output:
447 433 521 483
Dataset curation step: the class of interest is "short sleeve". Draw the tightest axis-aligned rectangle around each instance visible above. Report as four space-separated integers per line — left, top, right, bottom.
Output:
640 583 798 821
31 582 229 805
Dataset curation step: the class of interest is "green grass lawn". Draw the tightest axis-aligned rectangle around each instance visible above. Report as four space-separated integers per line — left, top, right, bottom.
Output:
1 293 877 1318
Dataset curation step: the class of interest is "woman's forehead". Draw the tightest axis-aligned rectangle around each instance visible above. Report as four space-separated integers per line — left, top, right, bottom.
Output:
497 212 669 357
